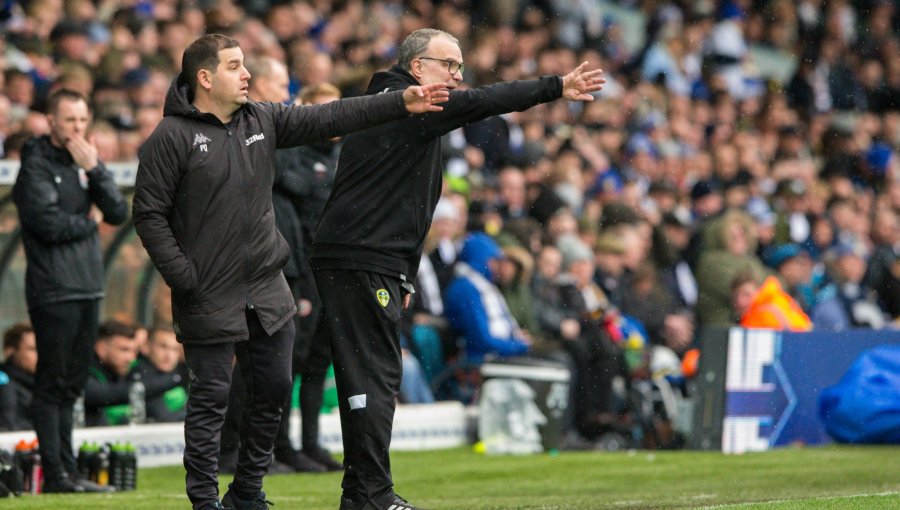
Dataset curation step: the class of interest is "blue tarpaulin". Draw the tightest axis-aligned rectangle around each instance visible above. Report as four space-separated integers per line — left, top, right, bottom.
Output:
818 345 900 444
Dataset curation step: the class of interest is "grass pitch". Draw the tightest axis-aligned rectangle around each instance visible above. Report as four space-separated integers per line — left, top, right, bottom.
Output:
3 445 898 509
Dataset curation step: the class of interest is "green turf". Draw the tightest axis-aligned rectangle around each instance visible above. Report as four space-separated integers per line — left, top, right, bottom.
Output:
4 445 898 509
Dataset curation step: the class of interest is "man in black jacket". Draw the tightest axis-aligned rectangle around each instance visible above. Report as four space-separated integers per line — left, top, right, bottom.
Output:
276 82 346 472
133 327 187 423
12 88 128 493
0 323 36 431
84 320 141 426
132 34 447 510
216 55 335 475
311 28 604 510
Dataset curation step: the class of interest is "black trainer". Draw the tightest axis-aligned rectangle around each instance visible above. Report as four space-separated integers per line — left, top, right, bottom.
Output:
71 475 116 493
280 449 327 473
360 494 428 510
303 446 344 472
267 460 296 475
222 483 273 510
42 476 84 494
339 495 358 510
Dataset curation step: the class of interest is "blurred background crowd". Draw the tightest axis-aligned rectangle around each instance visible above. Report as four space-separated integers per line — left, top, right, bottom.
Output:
0 0 898 447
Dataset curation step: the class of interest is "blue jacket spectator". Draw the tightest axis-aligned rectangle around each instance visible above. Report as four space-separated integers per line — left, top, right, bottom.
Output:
444 233 529 364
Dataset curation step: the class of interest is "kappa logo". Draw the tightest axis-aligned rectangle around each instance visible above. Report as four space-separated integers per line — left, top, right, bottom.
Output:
376 289 390 308
193 132 211 152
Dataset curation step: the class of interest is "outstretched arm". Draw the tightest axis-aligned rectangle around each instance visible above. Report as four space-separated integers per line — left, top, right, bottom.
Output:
561 62 606 102
273 83 448 148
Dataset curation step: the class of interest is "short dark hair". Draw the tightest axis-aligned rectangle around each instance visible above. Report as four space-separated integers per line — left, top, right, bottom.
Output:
397 28 458 71
730 270 761 293
98 320 137 341
3 323 33 352
46 88 90 115
148 325 176 343
181 34 240 95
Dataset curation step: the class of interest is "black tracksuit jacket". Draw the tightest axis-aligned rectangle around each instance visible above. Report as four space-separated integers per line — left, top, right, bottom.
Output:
133 75 411 344
0 361 33 431
311 66 562 286
12 136 128 310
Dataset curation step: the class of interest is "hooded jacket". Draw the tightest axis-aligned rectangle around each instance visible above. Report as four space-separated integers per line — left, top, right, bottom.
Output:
133 75 410 343
444 233 529 363
311 66 562 288
0 361 32 431
12 136 128 309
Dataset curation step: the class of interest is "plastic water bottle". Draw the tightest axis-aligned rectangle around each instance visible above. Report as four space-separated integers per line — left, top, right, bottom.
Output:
128 373 146 425
93 445 110 487
77 442 95 480
13 440 32 493
109 442 123 490
123 442 137 491
28 441 42 494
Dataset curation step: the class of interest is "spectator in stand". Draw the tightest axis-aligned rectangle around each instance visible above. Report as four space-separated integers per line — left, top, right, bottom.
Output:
653 210 698 309
732 272 813 331
84 320 140 427
531 244 581 345
554 233 624 442
863 207 900 319
773 179 813 246
3 131 33 160
813 242 886 331
133 327 187 423
495 244 538 336
0 324 36 431
497 166 529 221
445 233 531 364
763 243 816 311
408 197 460 381
696 209 768 327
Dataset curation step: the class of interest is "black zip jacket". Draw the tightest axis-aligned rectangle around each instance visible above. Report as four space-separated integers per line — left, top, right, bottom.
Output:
311 66 562 287
0 361 33 431
85 357 183 426
274 141 341 245
133 75 411 343
132 357 186 423
12 136 128 310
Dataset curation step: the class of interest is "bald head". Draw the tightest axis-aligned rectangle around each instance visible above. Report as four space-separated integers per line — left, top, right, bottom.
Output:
247 55 290 103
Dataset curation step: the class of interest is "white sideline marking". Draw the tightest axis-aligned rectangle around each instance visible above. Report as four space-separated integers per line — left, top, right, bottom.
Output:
698 491 900 509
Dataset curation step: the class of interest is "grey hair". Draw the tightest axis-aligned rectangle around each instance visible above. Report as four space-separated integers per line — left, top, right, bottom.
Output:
397 29 459 71
245 55 284 84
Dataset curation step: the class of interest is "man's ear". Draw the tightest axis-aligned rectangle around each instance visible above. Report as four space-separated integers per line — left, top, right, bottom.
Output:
94 340 106 360
410 59 423 80
197 68 213 91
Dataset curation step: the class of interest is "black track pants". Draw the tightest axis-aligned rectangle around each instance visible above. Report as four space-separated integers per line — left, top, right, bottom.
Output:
182 309 294 509
313 269 403 508
30 299 98 483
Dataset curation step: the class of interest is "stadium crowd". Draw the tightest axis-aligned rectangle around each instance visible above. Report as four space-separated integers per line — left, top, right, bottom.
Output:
1 0 899 453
